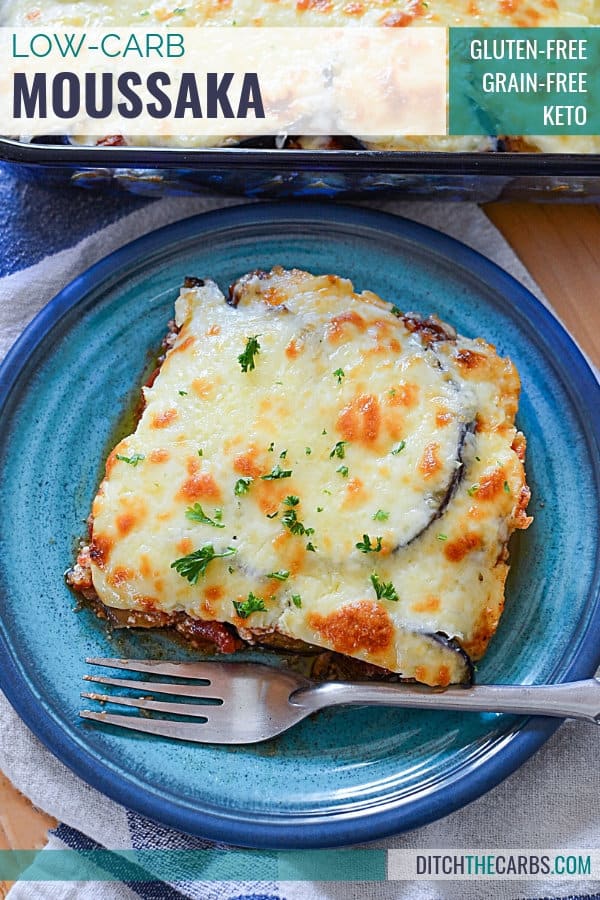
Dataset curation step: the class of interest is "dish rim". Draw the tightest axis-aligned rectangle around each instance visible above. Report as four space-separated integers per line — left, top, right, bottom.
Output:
0 200 598 849
3 137 600 177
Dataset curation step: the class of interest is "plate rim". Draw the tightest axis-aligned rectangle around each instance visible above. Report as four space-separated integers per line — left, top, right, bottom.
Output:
0 200 598 849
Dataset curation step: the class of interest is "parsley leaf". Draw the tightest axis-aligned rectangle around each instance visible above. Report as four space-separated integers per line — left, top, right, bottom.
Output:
238 335 261 373
279 449 288 459
185 504 225 528
373 509 389 522
198 449 203 457
233 592 266 619
336 465 349 477
329 441 348 459
370 572 399 602
261 464 292 480
437 533 448 541
284 495 299 507
305 447 312 456
333 368 345 384
171 545 236 584
467 483 480 496
234 477 253 496
356 534 383 553
391 441 406 455
281 508 314 537
306 541 316 552
266 511 278 519
116 453 145 467
503 481 511 494
266 570 290 581
292 594 302 608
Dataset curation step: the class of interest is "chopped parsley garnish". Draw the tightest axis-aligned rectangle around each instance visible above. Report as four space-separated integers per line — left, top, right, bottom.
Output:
262 464 292 480
370 572 399 602
437 533 448 541
475 455 481 462
388 388 397 398
317 506 324 513
171 545 236 584
329 441 348 460
267 442 274 452
281 508 314 537
116 453 145 467
238 335 261 373
174 7 187 13
306 541 316 552
504 481 511 494
266 570 290 581
266 511 279 519
336 465 349 477
467 483 480 496
234 476 253 496
185 504 225 528
356 534 383 553
305 447 312 456
323 489 332 496
233 593 266 618
373 509 389 522
198 449 203 457
284 495 299 507
178 390 188 396
333 368 345 384
391 441 406 455
279 449 288 459
322 429 327 435
292 594 302 608
228 565 235 574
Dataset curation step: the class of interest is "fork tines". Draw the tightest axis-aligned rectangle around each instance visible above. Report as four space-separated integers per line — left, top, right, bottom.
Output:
80 657 227 744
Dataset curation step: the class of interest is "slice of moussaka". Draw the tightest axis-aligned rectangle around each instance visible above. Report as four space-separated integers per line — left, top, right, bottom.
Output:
69 268 531 686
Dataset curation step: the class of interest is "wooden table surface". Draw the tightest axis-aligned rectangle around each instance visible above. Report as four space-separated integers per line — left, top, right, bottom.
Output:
0 202 598 893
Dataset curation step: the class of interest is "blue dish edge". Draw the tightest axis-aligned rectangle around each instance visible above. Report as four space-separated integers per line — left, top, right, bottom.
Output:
0 200 598 849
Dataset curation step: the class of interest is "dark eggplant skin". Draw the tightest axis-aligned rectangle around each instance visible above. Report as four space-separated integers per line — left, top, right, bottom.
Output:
426 632 475 686
394 419 475 552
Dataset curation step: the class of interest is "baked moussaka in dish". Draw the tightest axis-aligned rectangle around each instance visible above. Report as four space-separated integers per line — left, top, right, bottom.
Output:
5 1 600 153
68 268 531 686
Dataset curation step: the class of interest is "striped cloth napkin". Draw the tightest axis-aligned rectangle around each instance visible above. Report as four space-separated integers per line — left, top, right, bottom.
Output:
0 171 598 900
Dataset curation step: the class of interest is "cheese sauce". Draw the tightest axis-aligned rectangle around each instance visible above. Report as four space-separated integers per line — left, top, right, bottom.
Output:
89 269 531 685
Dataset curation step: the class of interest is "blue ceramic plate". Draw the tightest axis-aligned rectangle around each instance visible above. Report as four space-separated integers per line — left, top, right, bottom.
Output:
0 203 598 849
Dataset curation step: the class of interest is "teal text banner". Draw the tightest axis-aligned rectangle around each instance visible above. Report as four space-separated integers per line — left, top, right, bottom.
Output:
449 28 600 135
0 849 387 882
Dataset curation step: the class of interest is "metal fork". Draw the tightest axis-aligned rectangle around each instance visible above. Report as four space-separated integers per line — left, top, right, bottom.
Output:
80 658 600 744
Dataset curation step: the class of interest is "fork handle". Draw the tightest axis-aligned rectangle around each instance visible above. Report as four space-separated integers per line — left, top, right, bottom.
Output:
289 679 600 723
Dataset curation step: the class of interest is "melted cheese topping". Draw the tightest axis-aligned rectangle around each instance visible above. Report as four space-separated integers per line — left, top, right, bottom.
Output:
89 268 530 686
4 1 599 153
4 0 593 28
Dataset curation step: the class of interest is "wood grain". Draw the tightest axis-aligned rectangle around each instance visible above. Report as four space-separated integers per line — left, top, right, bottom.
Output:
486 203 600 367
0 203 597 883
0 773 57 897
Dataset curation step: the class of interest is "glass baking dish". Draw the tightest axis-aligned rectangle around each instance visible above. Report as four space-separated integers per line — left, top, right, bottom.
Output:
2 137 600 201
